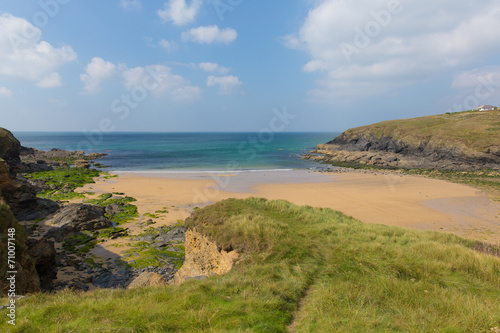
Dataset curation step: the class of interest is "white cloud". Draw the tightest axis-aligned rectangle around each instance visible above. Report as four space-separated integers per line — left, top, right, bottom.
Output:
287 0 500 100
207 75 242 95
452 67 500 90
120 0 142 11
122 65 201 100
36 72 62 88
158 39 179 53
182 25 237 44
158 0 202 26
0 86 12 97
199 62 230 74
0 13 76 85
80 57 118 95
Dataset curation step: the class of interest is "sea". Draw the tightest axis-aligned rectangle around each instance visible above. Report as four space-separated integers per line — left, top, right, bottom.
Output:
13 132 339 172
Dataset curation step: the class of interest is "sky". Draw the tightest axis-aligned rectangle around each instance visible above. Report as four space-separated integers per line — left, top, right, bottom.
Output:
0 0 499 132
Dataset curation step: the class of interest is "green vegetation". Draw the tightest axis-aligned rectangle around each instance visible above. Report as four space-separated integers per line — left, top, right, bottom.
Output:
121 243 184 269
24 167 101 201
97 227 128 239
62 233 97 254
25 167 100 190
85 193 138 225
351 109 500 153
4 198 499 332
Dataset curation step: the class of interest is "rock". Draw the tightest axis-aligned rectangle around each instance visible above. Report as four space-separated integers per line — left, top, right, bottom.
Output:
67 282 89 292
0 159 11 195
86 152 107 160
173 229 238 284
0 128 21 172
127 272 167 289
26 238 57 291
0 203 41 296
146 218 155 225
309 113 500 172
134 235 157 242
2 177 60 221
152 241 171 249
74 160 90 169
105 203 123 217
93 271 127 289
156 226 186 243
46 204 113 241
25 178 51 194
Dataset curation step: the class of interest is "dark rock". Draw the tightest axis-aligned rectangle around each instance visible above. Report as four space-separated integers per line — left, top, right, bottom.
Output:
2 177 60 221
26 238 57 291
93 271 126 289
67 282 89 292
156 226 186 243
152 241 171 249
0 203 41 296
0 128 21 172
134 235 157 242
105 203 123 217
46 204 113 241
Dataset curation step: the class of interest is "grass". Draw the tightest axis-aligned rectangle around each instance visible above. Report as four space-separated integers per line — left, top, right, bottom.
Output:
344 109 500 153
2 198 499 332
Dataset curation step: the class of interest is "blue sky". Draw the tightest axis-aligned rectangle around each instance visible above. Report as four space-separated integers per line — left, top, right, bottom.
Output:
0 0 499 132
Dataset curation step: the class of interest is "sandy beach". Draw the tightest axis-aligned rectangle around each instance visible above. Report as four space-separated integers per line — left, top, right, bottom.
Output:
80 170 500 246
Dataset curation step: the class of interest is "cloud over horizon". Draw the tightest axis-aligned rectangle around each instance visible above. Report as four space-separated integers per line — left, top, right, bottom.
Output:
286 0 500 101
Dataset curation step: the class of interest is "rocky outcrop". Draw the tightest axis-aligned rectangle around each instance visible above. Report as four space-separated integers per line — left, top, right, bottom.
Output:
127 272 167 289
305 111 500 171
26 238 57 291
173 229 238 284
0 128 21 172
18 147 107 172
2 177 60 221
0 203 41 296
46 204 113 241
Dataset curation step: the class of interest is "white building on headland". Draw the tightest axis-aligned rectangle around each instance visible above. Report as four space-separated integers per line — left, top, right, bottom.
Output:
473 105 496 111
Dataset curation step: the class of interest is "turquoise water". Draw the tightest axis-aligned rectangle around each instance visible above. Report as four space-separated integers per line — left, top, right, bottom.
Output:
14 132 338 171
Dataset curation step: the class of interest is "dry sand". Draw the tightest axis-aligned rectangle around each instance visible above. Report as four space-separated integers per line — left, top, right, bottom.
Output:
80 170 500 245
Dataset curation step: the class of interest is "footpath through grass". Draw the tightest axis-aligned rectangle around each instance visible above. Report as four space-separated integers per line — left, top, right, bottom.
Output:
2 198 499 332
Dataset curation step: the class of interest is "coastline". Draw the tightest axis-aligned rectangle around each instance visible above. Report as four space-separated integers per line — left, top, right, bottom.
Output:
81 169 500 246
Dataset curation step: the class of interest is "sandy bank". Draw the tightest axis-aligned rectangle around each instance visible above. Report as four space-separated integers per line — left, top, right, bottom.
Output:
81 170 500 245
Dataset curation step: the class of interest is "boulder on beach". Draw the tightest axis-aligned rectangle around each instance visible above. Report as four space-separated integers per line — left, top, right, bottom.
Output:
46 204 113 241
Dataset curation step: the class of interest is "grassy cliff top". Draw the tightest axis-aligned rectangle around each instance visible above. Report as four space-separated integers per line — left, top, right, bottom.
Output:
2 198 499 332
337 109 500 152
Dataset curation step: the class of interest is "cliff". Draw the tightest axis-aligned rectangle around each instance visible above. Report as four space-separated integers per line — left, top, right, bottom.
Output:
306 110 500 171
